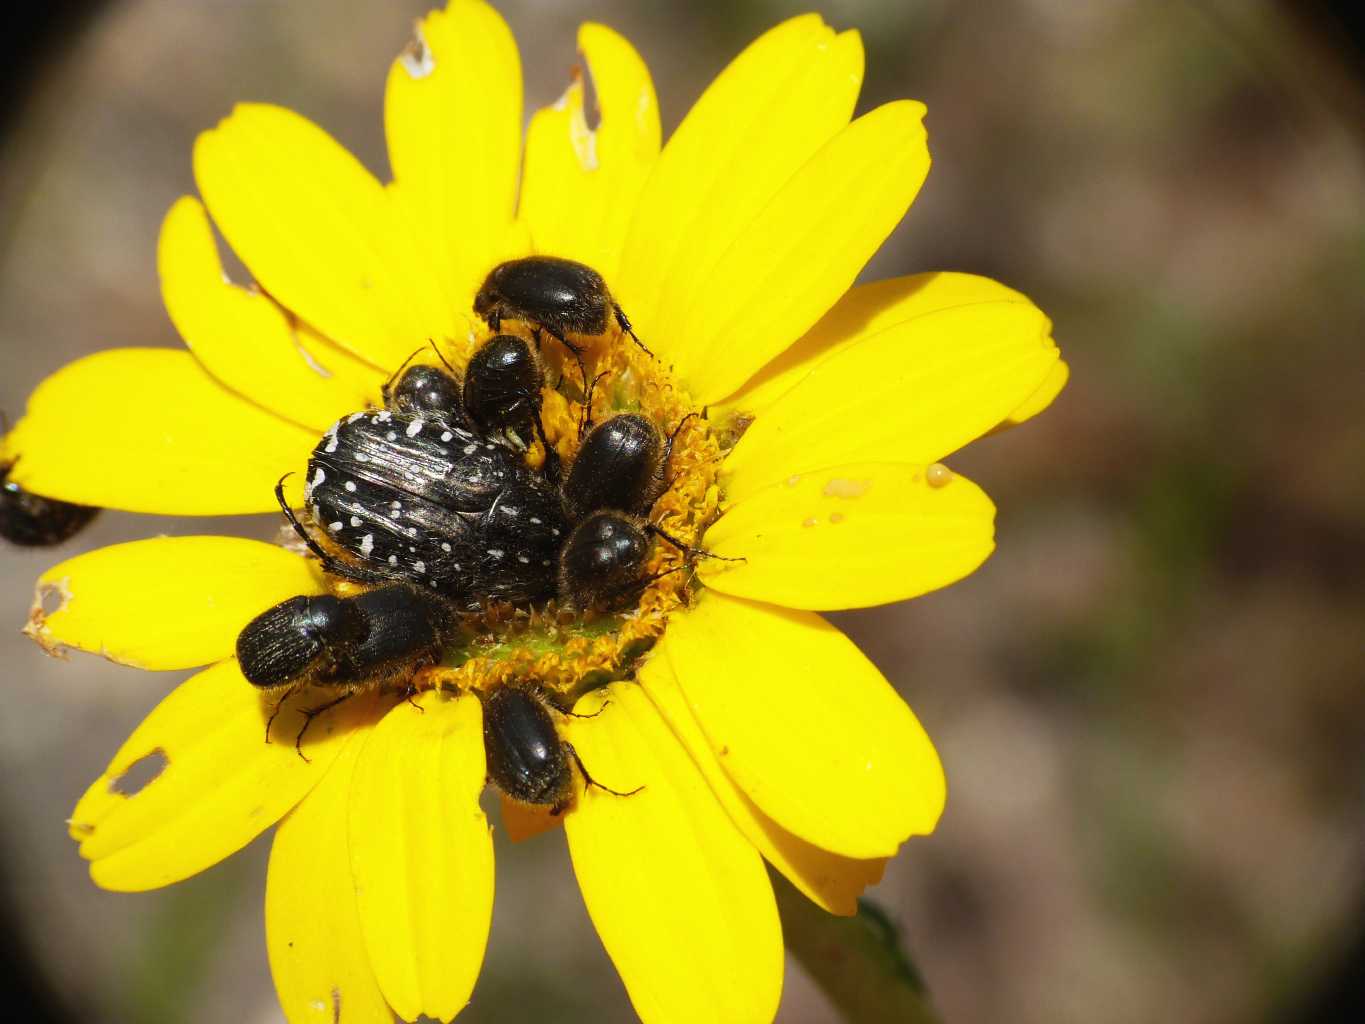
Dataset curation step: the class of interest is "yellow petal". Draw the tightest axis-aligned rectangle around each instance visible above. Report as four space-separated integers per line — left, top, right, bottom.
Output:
267 739 392 1024
718 271 1039 416
28 537 324 670
348 692 493 1023
70 660 376 892
721 301 1059 503
385 0 521 324
657 593 945 859
520 23 660 279
700 462 995 610
668 100 930 404
562 684 783 1024
194 103 445 370
158 196 383 432
617 15 862 366
4 348 317 515
994 357 1070 432
499 793 563 843
639 656 886 916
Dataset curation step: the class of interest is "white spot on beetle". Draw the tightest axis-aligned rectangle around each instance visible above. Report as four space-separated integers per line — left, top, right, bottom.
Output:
529 516 542 525
441 542 451 553
487 548 504 559
517 555 530 564
406 419 424 437
349 516 361 528
355 453 368 462
376 410 391 422
388 554 398 565
359 534 374 556
463 443 478 455
386 431 398 442
441 431 454 442
501 506 519 516
328 521 343 532
344 481 356 492
414 561 427 574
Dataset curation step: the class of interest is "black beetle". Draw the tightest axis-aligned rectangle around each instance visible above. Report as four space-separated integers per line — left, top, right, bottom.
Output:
462 334 544 440
481 684 639 814
474 256 650 355
560 413 664 522
1 458 98 547
298 408 568 609
239 582 455 755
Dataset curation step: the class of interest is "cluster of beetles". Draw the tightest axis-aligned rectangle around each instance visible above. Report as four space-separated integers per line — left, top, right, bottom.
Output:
5 256 709 814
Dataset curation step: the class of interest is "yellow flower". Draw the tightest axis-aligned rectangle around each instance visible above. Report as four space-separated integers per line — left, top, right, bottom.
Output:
9 3 1067 1022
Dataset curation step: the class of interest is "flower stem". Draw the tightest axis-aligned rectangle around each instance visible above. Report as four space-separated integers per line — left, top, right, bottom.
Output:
771 869 943 1024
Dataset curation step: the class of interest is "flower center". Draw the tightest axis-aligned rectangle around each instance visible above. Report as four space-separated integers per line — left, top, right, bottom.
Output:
352 323 722 707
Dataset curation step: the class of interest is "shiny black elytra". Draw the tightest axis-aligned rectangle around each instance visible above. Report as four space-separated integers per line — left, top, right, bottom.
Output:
237 583 454 757
474 256 650 355
237 584 453 691
1 459 98 547
481 685 640 814
462 334 544 440
561 413 663 522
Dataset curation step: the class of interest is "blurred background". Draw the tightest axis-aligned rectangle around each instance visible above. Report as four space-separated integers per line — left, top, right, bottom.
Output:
1 1 1362 1021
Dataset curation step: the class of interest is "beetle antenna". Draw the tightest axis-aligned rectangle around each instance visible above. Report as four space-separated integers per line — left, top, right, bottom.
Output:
614 306 655 358
381 346 428 400
426 339 459 377
646 522 745 564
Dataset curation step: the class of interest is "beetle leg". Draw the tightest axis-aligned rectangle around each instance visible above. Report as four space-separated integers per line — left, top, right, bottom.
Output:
565 740 644 799
579 370 611 440
528 398 562 486
274 476 395 586
293 690 355 761
263 683 302 743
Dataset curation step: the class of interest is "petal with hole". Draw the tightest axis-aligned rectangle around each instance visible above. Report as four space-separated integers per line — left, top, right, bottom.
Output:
70 660 377 891
385 0 522 327
521 23 660 279
29 537 324 670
